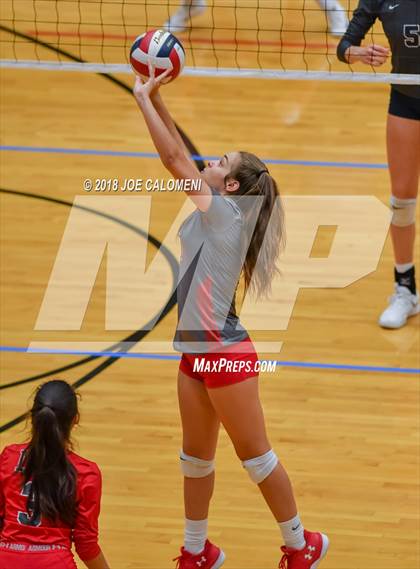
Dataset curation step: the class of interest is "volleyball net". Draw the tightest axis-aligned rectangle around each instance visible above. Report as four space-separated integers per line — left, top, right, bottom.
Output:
1 0 419 84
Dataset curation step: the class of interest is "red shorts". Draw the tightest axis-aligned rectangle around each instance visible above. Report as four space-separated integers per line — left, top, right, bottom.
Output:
180 337 259 388
0 543 76 569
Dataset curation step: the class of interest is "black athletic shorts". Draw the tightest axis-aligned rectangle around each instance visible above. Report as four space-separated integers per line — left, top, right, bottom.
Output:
389 88 420 121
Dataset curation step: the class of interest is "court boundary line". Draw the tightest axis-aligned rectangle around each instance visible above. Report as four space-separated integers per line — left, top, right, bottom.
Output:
1 145 388 170
1 345 418 375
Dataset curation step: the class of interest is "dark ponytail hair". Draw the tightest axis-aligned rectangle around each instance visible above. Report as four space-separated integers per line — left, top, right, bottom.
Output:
22 380 78 526
228 151 285 297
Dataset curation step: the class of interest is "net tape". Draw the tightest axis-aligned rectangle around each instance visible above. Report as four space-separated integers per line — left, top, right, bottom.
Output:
1 59 419 84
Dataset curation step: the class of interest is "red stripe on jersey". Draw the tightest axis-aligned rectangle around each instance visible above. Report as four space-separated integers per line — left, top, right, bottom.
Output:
198 277 222 346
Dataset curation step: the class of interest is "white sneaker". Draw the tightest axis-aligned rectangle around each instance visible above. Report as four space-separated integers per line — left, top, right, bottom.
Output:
379 284 420 329
326 4 349 36
164 0 207 33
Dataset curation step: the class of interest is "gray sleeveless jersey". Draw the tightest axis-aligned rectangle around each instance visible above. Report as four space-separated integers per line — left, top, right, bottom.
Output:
173 192 251 354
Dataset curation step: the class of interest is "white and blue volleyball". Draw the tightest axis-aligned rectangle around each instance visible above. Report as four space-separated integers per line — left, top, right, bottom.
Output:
130 29 185 83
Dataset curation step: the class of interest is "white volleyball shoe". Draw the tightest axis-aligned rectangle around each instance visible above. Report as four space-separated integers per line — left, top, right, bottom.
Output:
379 284 420 329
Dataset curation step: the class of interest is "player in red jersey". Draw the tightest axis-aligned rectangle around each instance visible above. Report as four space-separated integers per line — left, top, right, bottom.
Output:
0 380 110 569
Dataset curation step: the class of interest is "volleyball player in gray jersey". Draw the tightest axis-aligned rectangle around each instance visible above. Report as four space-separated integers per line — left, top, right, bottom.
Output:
133 64 330 569
337 0 420 329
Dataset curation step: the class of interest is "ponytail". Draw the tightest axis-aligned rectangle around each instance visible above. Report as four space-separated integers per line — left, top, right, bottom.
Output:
228 151 285 297
23 380 78 526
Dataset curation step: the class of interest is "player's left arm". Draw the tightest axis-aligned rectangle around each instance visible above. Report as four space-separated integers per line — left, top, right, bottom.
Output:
73 464 109 568
0 497 4 530
83 551 110 569
337 0 389 65
133 65 212 211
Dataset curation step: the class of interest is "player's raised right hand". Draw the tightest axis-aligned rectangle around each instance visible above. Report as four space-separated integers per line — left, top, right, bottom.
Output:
133 61 171 102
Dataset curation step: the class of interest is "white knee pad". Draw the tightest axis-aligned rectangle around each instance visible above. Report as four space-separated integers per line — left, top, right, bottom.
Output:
390 196 417 227
242 449 278 484
180 451 215 478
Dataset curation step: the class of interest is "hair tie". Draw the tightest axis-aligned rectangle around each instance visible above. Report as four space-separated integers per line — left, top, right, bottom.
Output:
257 169 269 178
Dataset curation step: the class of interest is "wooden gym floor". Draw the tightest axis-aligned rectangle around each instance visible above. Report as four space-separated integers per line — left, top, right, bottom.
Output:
0 1 419 568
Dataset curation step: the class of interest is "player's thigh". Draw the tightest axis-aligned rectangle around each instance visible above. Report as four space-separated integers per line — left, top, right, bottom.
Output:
386 114 420 198
206 377 270 461
178 370 220 459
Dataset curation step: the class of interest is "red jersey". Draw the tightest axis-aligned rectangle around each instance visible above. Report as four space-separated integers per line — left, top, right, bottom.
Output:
0 443 101 561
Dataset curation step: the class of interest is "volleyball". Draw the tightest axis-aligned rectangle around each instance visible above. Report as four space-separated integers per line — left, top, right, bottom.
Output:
130 29 185 84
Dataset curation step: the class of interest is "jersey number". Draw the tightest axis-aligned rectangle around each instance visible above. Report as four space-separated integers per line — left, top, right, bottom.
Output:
403 25 420 48
17 481 41 527
14 450 42 526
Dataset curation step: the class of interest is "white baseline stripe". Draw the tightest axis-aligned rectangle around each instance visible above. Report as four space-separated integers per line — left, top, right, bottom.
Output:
1 59 420 85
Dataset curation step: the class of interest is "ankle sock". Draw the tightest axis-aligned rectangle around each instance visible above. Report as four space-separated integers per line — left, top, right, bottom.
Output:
184 518 207 554
278 514 305 550
395 264 416 295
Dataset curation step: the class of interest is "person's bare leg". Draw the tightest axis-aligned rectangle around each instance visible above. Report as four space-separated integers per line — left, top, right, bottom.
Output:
164 1 207 33
387 114 420 264
379 114 420 328
315 0 349 36
178 371 220 521
207 375 330 565
207 377 297 522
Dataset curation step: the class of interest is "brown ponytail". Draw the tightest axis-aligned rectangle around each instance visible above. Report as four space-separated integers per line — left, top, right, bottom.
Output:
228 151 285 297
22 380 78 526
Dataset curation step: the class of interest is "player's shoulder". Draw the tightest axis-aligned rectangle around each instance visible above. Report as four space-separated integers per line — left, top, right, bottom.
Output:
0 443 27 461
356 0 382 12
369 0 384 12
68 450 101 478
0 443 27 475
224 195 242 214
209 188 243 220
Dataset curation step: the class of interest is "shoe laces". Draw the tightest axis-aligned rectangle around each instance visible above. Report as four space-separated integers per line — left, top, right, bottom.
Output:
173 554 182 569
389 286 415 308
173 548 196 569
173 551 189 569
279 546 293 569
